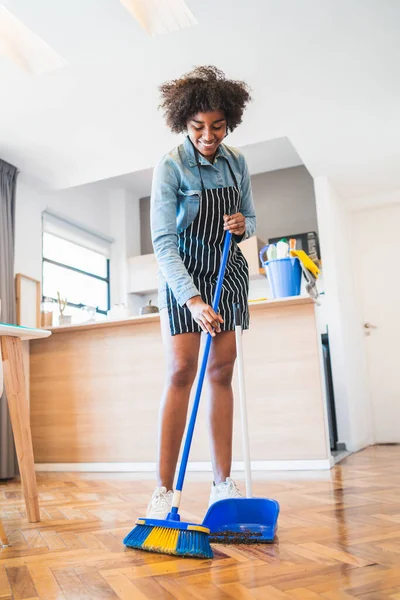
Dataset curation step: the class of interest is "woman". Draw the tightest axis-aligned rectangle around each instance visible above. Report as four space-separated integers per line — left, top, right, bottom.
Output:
148 66 256 518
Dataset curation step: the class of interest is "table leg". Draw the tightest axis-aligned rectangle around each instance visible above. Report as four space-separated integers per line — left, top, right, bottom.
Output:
0 336 40 523
0 520 9 547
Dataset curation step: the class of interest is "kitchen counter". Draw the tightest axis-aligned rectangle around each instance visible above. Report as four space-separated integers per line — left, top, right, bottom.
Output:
30 296 331 470
46 296 313 333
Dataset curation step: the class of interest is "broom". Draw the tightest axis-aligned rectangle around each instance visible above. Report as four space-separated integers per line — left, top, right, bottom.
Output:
124 231 233 558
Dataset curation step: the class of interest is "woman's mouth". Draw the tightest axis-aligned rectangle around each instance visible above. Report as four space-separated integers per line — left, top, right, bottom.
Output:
199 140 216 150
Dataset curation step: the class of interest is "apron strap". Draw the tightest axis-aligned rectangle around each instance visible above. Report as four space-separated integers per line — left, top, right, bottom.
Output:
194 147 205 192
225 158 239 189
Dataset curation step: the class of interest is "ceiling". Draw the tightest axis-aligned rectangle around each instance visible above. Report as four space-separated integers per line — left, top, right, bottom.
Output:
0 0 399 198
103 137 303 197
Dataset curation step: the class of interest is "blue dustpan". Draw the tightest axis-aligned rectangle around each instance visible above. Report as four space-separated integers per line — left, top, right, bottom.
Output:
203 497 279 543
202 303 280 544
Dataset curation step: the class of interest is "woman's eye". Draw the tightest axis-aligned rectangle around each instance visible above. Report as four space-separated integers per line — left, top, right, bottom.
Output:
213 126 223 131
193 126 202 131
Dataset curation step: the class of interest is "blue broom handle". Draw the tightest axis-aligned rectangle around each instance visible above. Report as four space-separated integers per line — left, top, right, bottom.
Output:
175 231 232 493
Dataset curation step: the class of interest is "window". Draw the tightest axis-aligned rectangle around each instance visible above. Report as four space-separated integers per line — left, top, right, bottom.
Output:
42 211 112 317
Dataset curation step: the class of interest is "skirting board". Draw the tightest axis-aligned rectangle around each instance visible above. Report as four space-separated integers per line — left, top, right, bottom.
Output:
331 450 351 464
35 458 334 472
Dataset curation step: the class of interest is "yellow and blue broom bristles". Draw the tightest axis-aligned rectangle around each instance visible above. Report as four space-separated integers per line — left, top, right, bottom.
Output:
123 518 213 559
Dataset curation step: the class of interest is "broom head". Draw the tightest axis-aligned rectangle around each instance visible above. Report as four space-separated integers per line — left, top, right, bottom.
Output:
123 517 213 558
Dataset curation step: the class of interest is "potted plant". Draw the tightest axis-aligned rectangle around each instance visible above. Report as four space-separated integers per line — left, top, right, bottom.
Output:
57 292 71 325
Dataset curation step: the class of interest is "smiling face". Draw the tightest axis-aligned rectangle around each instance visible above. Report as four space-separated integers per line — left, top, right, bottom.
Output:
187 110 227 162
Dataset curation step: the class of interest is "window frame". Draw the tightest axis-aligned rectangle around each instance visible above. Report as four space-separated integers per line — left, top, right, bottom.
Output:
42 236 111 316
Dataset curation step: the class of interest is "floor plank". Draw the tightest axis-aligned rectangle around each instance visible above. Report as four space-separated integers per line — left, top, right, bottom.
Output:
0 565 12 599
0 446 399 598
6 567 37 600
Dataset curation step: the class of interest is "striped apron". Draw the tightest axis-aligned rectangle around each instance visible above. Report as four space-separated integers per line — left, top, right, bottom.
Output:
166 150 249 336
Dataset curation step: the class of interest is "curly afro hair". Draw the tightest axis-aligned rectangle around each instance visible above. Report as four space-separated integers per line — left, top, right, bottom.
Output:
159 65 251 134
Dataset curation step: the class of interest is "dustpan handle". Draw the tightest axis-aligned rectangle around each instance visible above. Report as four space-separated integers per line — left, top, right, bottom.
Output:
174 232 232 500
233 303 253 498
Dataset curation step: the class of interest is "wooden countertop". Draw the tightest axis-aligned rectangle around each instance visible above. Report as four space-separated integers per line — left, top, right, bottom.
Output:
46 296 314 334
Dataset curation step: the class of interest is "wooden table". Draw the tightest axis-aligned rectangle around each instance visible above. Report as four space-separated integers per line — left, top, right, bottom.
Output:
0 323 51 547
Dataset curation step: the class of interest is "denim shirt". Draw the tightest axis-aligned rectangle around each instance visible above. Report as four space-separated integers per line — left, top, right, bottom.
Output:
151 136 256 309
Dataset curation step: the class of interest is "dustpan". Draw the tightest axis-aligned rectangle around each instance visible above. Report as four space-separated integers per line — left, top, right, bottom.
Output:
202 303 280 543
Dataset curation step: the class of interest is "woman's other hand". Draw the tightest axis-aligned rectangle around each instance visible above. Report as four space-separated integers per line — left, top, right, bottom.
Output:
223 213 246 236
186 296 223 336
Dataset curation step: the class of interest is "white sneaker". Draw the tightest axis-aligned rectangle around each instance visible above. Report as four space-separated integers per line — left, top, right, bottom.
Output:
209 477 243 507
146 486 173 520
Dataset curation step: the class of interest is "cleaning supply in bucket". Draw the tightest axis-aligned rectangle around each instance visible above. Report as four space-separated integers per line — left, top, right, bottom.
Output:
276 240 289 259
260 243 302 299
267 257 302 298
267 244 277 261
290 249 320 279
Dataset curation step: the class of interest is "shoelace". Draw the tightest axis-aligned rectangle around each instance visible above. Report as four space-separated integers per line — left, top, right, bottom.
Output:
227 479 242 497
153 489 171 510
217 479 242 497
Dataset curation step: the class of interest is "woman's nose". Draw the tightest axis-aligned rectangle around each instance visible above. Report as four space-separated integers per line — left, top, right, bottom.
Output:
202 128 214 141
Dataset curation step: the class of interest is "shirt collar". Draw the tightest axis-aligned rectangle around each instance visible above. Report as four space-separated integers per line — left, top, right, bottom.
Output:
184 136 228 167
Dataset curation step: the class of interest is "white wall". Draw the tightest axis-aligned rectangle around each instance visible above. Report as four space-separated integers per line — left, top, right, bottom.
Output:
126 195 141 258
314 176 373 452
349 188 400 214
15 181 110 281
109 189 129 307
15 180 140 310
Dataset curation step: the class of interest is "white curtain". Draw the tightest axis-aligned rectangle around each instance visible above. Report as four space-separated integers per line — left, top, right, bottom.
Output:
0 158 18 479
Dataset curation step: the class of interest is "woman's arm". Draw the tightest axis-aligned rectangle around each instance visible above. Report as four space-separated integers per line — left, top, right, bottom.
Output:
237 154 256 241
151 157 200 307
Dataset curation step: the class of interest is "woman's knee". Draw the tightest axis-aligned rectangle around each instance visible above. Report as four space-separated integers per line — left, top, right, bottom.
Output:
208 360 235 387
168 358 197 388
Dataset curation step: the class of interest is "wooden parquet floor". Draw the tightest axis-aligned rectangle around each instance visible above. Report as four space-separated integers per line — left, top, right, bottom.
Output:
1 446 400 599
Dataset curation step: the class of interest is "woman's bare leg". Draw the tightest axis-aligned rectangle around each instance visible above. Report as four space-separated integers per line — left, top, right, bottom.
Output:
206 331 237 484
156 309 201 490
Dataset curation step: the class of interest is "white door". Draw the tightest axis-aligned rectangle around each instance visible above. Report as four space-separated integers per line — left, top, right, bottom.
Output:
353 204 400 442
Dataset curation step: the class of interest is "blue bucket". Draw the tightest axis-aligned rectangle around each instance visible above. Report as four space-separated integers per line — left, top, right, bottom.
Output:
260 249 302 298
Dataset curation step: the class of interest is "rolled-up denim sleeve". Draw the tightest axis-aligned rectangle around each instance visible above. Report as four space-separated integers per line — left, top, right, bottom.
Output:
236 154 256 242
151 157 200 307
